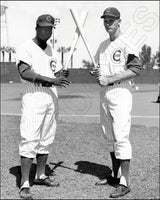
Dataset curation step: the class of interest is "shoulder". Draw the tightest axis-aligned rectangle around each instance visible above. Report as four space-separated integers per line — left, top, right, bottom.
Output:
97 38 110 52
17 40 33 51
21 39 33 47
16 40 33 65
118 34 140 57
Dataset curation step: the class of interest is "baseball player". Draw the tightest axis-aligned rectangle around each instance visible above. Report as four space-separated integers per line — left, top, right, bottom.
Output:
156 95 160 103
16 14 71 199
91 7 142 198
156 83 160 103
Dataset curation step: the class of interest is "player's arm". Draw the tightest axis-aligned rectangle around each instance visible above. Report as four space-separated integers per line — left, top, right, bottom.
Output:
17 61 37 83
97 54 142 86
17 61 71 87
100 69 137 86
55 69 70 78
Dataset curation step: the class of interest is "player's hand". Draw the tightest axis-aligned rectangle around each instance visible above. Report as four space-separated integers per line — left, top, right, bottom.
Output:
89 67 102 86
50 76 71 88
60 70 70 78
90 64 100 76
99 77 110 86
90 67 101 78
90 68 104 86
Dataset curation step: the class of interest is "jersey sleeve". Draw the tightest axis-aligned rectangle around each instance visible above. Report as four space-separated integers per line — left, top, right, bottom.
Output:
16 44 32 67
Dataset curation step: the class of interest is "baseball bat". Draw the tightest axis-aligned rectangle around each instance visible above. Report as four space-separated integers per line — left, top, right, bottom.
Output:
64 9 88 70
70 8 97 68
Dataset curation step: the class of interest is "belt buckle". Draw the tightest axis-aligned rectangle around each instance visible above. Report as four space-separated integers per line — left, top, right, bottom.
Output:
34 83 41 87
34 83 38 87
108 83 114 86
34 83 51 87
42 83 47 87
108 82 120 86
114 82 120 85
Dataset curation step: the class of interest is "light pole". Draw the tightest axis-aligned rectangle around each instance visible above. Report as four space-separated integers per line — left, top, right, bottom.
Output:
51 17 60 49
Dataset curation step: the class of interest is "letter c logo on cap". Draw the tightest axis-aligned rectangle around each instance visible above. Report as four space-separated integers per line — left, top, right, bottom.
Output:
46 15 52 22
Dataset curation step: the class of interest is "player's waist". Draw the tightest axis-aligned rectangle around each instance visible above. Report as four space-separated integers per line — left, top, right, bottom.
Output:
108 80 134 86
34 82 52 87
24 82 55 91
107 82 120 86
102 81 132 89
22 82 57 96
21 79 53 87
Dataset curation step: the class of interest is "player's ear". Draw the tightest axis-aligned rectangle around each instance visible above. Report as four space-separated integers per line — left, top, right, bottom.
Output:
35 24 39 30
117 19 121 27
118 19 121 24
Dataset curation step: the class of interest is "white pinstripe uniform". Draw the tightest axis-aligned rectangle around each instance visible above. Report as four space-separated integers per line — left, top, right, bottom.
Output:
94 34 139 160
16 39 63 158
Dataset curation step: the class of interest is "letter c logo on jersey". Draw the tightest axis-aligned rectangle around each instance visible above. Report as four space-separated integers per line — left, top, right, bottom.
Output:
49 59 57 73
112 49 122 63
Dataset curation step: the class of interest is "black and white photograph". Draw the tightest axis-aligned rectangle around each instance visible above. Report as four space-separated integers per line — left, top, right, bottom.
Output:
1 1 159 199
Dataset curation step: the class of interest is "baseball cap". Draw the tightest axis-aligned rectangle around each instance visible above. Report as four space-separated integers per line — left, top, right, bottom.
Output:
101 7 120 18
36 14 55 27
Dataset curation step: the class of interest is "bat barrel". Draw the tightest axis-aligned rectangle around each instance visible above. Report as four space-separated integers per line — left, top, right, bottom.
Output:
70 9 97 68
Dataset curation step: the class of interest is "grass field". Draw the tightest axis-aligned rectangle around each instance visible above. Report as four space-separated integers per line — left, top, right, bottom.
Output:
1 83 159 199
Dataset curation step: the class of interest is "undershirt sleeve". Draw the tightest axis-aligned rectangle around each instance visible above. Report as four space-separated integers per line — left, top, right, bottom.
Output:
126 54 142 75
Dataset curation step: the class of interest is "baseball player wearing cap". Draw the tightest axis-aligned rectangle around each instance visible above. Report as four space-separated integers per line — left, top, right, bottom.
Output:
92 7 142 198
156 95 160 103
156 83 160 103
16 14 71 199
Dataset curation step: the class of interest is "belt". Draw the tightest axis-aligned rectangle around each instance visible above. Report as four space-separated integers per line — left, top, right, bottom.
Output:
108 82 120 86
34 83 52 87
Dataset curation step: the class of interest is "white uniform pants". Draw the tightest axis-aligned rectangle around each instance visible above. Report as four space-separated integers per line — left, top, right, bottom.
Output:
19 84 58 158
100 83 133 160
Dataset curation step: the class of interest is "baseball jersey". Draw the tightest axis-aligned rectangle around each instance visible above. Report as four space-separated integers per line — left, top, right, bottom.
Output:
94 33 141 77
16 39 63 83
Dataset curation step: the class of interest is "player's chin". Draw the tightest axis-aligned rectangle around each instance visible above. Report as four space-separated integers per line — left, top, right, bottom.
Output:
40 35 51 41
105 27 111 32
107 29 113 34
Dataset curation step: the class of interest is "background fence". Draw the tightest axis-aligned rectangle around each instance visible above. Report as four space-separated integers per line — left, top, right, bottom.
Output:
0 62 159 84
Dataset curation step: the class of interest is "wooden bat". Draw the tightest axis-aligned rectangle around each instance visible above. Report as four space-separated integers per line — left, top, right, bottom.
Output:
70 8 97 68
64 9 88 70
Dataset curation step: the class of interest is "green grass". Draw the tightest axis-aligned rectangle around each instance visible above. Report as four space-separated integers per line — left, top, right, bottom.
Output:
1 115 159 199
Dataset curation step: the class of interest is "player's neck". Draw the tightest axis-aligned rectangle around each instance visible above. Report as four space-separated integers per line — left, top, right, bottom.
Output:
33 37 47 50
110 29 121 42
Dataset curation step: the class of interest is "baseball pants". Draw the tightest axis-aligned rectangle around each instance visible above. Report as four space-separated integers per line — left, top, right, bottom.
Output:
19 85 58 158
100 83 132 160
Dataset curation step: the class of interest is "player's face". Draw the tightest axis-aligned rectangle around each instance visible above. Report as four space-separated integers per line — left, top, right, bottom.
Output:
36 26 53 41
103 17 120 35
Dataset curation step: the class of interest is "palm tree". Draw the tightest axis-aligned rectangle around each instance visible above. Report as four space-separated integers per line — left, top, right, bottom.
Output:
9 46 16 62
1 46 16 62
0 46 6 62
155 46 160 68
139 44 151 69
4 46 10 62
82 59 94 69
57 46 70 66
